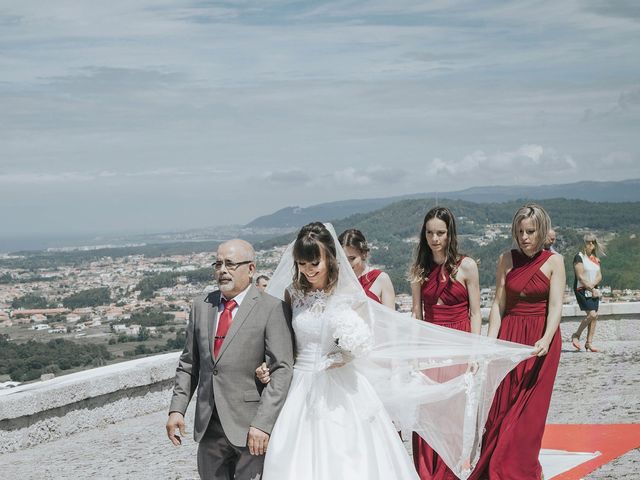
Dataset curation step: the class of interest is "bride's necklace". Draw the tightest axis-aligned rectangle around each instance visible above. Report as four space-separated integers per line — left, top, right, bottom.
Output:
308 286 328 293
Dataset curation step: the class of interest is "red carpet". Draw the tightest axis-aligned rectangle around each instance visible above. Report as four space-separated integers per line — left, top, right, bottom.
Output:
541 424 640 479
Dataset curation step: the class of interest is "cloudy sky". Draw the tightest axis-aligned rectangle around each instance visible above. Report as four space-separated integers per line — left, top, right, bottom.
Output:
2 0 639 237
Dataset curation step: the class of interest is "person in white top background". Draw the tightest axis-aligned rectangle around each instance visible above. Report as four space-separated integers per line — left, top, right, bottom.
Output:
571 233 604 352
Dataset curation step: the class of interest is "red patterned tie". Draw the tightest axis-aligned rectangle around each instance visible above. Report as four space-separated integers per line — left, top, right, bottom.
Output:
214 299 237 358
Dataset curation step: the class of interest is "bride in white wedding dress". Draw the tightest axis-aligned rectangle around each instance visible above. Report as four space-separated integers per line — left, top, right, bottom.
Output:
262 222 532 480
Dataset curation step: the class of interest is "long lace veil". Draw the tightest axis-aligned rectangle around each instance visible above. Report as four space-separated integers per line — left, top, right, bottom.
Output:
266 223 532 479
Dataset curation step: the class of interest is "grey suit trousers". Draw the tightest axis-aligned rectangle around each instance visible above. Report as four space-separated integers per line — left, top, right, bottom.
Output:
197 408 264 480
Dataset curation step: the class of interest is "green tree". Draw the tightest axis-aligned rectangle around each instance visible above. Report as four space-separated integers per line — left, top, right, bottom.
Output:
185 268 214 283
134 344 151 355
0 337 112 382
11 293 48 309
62 287 111 308
137 326 150 342
166 331 186 350
135 272 178 299
128 311 172 327
599 232 640 289
0 272 13 284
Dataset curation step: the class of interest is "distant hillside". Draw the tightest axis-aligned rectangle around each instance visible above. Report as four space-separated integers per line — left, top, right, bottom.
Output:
256 197 640 292
247 179 640 229
246 194 427 228
257 197 640 249
438 179 640 204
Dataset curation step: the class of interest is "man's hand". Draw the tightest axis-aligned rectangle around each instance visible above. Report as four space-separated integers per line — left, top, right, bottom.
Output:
247 426 270 455
256 362 271 384
166 412 187 446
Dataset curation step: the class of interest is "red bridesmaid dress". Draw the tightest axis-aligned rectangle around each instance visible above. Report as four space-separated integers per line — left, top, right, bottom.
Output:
413 262 471 480
469 249 561 480
359 269 383 303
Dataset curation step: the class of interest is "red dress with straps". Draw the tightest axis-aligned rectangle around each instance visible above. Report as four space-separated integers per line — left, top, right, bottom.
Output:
359 269 383 303
469 249 561 480
413 262 471 480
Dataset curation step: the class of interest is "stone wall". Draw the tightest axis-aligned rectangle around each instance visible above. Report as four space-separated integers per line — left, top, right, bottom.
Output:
480 301 640 320
0 352 180 454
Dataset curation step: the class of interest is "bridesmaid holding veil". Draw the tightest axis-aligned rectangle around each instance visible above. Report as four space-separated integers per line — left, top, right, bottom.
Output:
338 228 396 309
469 204 565 480
409 206 482 480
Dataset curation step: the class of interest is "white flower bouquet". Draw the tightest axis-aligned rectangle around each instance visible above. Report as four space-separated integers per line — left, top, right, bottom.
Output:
328 304 373 357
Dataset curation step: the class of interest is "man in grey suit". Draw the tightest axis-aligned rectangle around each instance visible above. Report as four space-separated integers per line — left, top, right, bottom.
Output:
166 239 294 480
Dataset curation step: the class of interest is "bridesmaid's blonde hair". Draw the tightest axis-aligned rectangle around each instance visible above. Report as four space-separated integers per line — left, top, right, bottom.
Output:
511 203 551 253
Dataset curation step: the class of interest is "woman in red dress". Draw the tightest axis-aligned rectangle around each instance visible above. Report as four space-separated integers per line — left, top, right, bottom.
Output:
338 229 396 309
469 204 565 480
409 206 482 480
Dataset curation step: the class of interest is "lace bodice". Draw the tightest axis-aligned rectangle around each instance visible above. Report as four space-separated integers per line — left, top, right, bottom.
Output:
288 287 374 372
289 288 328 356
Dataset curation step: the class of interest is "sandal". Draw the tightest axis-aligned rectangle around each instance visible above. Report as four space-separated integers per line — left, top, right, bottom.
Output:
585 342 600 353
571 333 581 351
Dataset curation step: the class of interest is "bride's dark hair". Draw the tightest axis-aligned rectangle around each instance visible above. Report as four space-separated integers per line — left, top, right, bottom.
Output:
292 222 339 294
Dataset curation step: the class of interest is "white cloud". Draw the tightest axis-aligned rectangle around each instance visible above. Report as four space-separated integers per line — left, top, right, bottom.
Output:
323 166 407 187
428 145 578 183
0 168 199 185
260 166 408 188
124 168 193 177
331 167 373 187
600 151 636 168
262 169 312 185
0 172 96 184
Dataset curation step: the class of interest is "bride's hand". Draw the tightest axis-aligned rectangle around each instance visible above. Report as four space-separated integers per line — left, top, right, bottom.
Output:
256 362 271 384
325 351 354 370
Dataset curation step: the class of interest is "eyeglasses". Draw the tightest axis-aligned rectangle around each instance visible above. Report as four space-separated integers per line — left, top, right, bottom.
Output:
212 260 253 271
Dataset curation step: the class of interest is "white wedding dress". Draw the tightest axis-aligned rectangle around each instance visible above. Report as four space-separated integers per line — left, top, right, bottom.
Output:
262 288 420 480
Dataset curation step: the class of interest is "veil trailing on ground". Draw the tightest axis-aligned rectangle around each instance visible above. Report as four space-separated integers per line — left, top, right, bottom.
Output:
266 223 532 479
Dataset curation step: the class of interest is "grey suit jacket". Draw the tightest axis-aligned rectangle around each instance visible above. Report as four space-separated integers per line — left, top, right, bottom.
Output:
169 285 294 446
